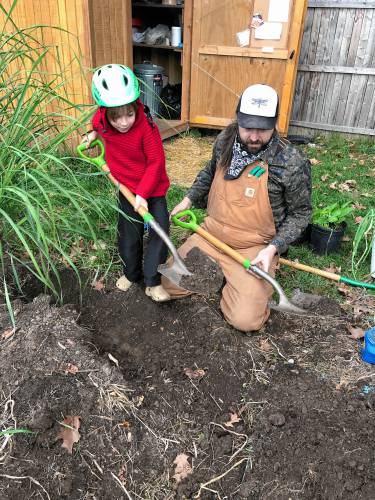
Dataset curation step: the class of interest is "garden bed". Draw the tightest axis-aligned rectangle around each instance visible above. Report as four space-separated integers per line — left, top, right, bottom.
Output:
1 271 374 499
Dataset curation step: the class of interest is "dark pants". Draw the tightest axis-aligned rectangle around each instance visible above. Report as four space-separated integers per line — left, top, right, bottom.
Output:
118 192 169 287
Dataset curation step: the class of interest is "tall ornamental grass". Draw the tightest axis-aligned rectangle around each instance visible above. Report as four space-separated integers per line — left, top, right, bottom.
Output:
0 3 117 321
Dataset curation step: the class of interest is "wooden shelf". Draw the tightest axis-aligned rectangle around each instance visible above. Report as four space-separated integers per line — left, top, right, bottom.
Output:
132 2 183 8
133 42 182 52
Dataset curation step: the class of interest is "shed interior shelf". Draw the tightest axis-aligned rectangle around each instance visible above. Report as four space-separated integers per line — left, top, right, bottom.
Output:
132 2 183 8
133 42 182 52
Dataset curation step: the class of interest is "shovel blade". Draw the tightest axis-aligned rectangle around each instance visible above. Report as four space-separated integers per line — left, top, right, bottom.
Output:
269 300 307 316
158 260 192 287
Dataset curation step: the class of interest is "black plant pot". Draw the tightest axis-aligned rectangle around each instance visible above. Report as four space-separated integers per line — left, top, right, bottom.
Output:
310 222 347 255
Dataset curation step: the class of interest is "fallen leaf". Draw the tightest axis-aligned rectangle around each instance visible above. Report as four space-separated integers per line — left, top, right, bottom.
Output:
1 328 15 340
346 324 365 339
118 464 127 485
309 158 321 165
56 415 81 454
354 216 363 225
91 278 105 291
323 263 341 274
360 192 372 198
224 412 242 427
342 235 351 242
184 367 206 380
92 240 107 251
173 453 192 484
336 284 351 296
352 202 366 210
338 180 357 192
119 420 131 429
329 181 337 190
320 174 329 181
259 338 272 352
65 363 79 374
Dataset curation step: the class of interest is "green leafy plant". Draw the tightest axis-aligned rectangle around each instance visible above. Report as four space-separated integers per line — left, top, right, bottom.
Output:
312 202 353 230
352 209 375 277
0 1 117 323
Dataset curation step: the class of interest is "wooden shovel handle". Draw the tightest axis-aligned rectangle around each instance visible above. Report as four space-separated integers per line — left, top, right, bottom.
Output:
102 164 149 219
195 226 247 267
279 257 340 281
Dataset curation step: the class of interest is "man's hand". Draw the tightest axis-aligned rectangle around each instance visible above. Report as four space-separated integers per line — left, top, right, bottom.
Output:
80 130 98 147
251 244 278 275
134 195 148 212
169 196 192 220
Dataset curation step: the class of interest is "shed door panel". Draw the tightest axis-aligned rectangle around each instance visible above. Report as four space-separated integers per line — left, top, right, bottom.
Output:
189 0 307 135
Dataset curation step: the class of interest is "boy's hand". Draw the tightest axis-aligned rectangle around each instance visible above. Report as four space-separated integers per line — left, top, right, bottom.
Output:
80 130 98 147
134 195 148 212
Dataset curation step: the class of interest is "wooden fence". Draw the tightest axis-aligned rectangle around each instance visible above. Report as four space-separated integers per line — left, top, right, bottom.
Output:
290 0 375 136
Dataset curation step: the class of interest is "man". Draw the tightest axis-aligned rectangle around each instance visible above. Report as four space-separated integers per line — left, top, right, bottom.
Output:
164 84 312 332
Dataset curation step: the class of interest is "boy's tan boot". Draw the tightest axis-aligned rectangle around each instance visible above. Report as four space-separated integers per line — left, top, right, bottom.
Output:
145 285 170 302
116 275 133 292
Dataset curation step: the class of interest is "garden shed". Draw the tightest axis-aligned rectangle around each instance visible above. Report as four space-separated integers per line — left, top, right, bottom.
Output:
2 0 308 139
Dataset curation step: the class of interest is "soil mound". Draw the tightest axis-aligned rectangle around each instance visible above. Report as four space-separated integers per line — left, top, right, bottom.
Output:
0 276 374 499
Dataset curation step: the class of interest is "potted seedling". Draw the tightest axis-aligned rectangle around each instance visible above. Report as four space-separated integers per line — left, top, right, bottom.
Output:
311 201 353 255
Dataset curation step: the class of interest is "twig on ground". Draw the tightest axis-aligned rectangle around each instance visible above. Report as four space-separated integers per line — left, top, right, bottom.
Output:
0 474 50 500
247 348 269 384
268 338 287 360
111 472 133 500
209 422 248 463
131 411 179 451
193 457 247 499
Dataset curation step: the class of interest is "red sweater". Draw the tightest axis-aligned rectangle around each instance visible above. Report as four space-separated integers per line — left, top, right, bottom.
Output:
92 102 170 199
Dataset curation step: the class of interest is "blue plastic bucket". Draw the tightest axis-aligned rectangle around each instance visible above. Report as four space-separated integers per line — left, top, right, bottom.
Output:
361 327 375 364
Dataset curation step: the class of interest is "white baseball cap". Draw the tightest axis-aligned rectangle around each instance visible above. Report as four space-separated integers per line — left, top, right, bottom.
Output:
236 84 278 129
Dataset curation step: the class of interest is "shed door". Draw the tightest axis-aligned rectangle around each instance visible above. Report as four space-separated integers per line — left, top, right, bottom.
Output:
189 0 307 135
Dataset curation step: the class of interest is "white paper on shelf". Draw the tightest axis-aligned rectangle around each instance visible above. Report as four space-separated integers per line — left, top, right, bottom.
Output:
254 22 282 40
268 0 290 23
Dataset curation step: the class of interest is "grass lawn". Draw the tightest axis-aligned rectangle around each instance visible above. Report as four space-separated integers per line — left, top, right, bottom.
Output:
166 132 375 301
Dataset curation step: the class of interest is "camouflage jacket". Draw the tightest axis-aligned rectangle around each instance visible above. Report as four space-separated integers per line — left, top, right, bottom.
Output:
187 131 312 254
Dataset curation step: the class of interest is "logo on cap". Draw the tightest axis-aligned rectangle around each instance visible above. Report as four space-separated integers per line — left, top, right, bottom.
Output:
251 98 268 108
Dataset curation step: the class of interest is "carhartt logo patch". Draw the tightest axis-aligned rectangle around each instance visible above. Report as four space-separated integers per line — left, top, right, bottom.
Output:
245 187 255 198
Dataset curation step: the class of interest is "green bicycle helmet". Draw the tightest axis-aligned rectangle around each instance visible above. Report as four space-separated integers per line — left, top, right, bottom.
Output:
91 64 140 107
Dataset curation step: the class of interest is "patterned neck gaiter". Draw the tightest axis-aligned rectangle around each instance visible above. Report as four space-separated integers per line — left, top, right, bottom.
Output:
225 134 277 180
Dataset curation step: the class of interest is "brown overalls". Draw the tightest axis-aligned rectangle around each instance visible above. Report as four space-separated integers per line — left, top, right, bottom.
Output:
163 160 278 332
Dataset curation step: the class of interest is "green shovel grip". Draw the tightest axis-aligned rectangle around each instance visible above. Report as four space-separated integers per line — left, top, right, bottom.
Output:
172 210 199 231
339 276 375 290
76 139 106 168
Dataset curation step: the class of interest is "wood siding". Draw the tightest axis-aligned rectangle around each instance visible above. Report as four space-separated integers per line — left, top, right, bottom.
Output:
88 0 132 68
290 0 375 136
1 0 93 110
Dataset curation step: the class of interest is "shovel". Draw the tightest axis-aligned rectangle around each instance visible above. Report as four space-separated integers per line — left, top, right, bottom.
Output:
76 139 192 283
171 210 307 315
279 257 375 290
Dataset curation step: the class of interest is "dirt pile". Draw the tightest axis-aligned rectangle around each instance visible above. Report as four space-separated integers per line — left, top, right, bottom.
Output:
0 277 374 499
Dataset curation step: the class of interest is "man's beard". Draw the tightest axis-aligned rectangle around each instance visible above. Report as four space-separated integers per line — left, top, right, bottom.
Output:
243 140 264 153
